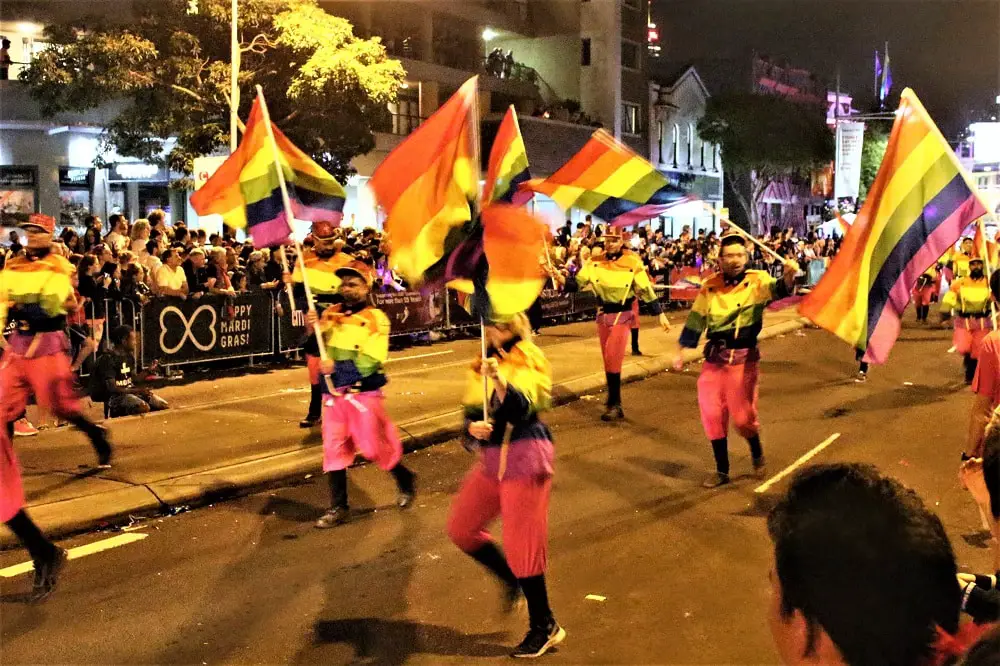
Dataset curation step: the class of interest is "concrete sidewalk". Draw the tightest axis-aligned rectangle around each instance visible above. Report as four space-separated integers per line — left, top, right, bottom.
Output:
5 309 807 545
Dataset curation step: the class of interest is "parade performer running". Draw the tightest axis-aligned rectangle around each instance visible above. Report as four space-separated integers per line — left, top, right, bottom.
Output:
447 313 566 659
306 261 415 528
942 256 992 384
574 229 669 421
674 233 798 488
291 220 353 428
0 214 112 466
1 415 66 600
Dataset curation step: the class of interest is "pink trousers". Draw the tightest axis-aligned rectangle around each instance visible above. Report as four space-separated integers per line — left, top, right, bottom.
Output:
954 321 991 359
629 298 640 330
447 465 552 578
597 311 633 373
0 428 24 523
697 361 760 441
321 391 403 472
1 350 81 423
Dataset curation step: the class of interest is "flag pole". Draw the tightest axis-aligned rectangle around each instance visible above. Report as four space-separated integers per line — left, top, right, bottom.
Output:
254 85 336 395
704 203 786 263
230 0 240 154
471 79 490 419
980 217 998 330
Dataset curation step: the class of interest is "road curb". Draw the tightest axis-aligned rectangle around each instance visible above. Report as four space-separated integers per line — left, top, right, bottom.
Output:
7 317 808 546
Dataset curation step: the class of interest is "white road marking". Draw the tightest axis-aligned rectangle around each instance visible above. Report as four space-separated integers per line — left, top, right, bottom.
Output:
948 346 957 353
0 533 148 578
386 350 454 363
754 433 842 494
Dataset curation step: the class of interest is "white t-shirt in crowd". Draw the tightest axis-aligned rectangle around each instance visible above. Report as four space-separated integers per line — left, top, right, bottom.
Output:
142 254 162 276
131 238 148 255
155 264 187 293
105 231 128 255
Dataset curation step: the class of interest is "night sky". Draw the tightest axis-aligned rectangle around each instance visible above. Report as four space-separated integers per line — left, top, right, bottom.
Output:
654 0 998 136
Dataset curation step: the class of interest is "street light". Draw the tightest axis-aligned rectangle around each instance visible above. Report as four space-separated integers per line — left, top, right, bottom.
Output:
482 28 498 42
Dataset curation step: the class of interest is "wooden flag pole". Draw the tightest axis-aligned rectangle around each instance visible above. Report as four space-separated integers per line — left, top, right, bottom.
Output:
979 217 998 330
706 203 786 264
469 78 490 419
254 85 337 396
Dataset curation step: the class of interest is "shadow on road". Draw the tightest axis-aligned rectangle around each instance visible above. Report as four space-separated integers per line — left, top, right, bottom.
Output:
311 619 510 663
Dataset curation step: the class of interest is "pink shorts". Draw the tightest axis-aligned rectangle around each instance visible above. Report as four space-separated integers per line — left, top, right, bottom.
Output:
954 320 992 358
597 311 634 373
697 360 760 441
447 464 552 578
321 390 403 472
1 349 82 423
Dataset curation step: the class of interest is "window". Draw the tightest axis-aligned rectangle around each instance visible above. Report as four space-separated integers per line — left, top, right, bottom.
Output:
657 121 664 164
581 38 591 66
622 102 642 135
688 122 696 167
672 124 680 166
980 176 990 189
621 40 640 70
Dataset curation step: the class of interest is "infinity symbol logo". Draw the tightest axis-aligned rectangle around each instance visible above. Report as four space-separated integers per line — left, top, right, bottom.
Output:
159 304 217 354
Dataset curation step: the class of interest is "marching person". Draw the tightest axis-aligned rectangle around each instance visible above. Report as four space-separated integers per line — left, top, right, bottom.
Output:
306 260 415 528
912 263 939 324
674 233 798 488
0 214 113 467
288 220 353 429
574 228 669 421
447 312 566 659
1 416 67 601
941 256 992 384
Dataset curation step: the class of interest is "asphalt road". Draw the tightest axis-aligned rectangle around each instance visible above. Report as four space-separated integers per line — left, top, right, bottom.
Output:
1 318 993 665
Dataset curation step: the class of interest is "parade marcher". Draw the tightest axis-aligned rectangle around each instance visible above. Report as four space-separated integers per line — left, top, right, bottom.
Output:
1 417 67 601
942 256 992 384
675 233 798 488
574 228 669 421
307 261 415 528
0 214 113 467
940 237 975 319
289 220 353 428
629 283 643 356
447 312 566 659
912 263 940 324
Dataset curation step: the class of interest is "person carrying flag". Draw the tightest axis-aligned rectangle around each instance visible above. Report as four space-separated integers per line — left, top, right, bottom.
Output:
574 228 670 421
942 256 993 384
675 233 798 488
0 214 112 467
306 260 415 528
289 220 353 428
447 312 566 659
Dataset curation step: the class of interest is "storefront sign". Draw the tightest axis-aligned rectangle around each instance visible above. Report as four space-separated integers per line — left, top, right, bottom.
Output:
0 166 37 189
59 167 93 188
108 162 169 183
142 292 273 365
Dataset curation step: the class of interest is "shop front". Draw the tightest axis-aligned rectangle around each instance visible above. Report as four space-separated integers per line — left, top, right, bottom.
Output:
106 162 185 225
0 165 38 225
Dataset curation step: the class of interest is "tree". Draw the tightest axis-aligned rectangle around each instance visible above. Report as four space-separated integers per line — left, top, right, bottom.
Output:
20 0 405 184
698 93 834 232
859 123 891 202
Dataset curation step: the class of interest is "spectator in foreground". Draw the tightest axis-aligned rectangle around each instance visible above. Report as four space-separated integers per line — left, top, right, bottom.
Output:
767 463 961 666
90 325 168 417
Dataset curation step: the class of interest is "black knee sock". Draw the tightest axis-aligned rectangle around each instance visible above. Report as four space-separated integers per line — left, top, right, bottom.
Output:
5 510 55 563
518 574 554 629
606 373 621 408
389 463 414 494
747 435 764 462
966 355 979 383
327 469 348 510
5 420 13 441
307 384 322 420
469 542 518 590
711 438 730 475
859 360 869 374
65 414 109 456
630 328 640 352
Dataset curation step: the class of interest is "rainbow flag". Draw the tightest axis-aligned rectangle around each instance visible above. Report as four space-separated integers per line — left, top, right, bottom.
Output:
484 106 532 206
370 76 479 284
973 222 999 269
519 129 690 226
191 97 346 248
481 203 547 319
800 88 988 363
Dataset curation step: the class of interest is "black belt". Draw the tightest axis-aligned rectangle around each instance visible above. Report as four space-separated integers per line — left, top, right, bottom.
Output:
959 313 990 319
11 317 66 333
601 298 635 313
705 335 757 350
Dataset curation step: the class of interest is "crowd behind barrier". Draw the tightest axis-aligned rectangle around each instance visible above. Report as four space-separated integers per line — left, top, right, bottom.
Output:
1 210 844 378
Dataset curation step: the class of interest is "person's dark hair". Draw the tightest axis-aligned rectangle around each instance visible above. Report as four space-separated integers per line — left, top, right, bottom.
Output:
110 325 133 347
78 254 98 275
147 209 165 227
990 269 1000 302
145 239 159 255
108 214 122 228
720 234 746 250
767 463 959 666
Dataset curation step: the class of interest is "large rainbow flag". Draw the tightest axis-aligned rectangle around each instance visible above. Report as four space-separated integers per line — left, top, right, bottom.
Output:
800 88 988 363
519 129 690 226
484 106 532 206
369 76 479 284
191 96 346 249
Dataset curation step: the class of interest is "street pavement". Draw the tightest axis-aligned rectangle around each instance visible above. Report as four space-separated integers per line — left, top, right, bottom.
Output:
1 316 993 664
8 308 803 541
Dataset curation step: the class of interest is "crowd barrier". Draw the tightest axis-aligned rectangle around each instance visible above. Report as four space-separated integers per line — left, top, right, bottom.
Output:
3 275 702 373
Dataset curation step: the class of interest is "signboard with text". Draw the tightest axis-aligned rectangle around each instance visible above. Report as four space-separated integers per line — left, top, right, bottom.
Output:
107 162 170 183
835 121 865 200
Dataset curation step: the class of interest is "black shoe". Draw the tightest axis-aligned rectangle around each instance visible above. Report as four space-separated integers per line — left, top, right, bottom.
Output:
600 406 624 422
397 489 415 509
93 428 113 468
631 348 643 356
299 416 319 429
702 472 731 489
314 507 349 528
30 547 67 602
511 620 566 658
752 456 768 480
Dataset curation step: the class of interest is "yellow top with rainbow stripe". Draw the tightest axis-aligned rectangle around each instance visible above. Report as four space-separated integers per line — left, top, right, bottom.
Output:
318 305 391 392
0 252 75 332
576 252 657 306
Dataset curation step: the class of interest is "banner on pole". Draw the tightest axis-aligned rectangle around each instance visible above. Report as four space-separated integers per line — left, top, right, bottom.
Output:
835 121 865 200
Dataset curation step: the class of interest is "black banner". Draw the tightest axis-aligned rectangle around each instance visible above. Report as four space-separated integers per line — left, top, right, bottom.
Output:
141 292 273 365
375 290 446 334
572 292 599 314
540 289 573 318
276 292 310 352
0 166 37 189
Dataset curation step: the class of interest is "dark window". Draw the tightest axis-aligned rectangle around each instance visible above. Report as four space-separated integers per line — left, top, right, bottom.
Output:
622 41 640 70
581 38 591 66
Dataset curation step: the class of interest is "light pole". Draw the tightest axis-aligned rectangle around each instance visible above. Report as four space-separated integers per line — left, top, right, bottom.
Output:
231 0 240 154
